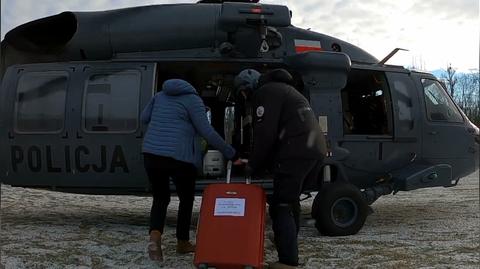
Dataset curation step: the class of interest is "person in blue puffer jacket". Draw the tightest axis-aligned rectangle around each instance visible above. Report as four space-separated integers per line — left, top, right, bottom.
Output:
141 79 237 262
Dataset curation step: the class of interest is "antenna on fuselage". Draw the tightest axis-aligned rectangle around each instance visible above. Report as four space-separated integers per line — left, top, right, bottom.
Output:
378 48 409 65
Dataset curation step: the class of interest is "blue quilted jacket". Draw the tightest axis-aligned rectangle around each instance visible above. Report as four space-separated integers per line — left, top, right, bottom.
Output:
141 79 235 168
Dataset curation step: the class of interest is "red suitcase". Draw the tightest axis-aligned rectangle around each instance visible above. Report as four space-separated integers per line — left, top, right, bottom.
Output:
194 161 266 269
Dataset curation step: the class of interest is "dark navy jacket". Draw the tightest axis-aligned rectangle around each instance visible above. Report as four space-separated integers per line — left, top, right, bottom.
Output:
141 79 235 168
250 70 327 172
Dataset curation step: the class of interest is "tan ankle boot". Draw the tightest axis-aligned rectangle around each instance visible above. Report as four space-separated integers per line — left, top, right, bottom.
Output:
176 240 195 254
148 230 163 261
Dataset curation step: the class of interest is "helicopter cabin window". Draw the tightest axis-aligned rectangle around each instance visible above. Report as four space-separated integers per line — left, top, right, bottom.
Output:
421 79 463 123
14 71 68 133
341 70 393 135
83 70 141 132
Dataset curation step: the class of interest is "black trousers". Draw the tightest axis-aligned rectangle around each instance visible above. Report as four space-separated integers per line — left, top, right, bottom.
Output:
143 153 197 241
268 159 321 266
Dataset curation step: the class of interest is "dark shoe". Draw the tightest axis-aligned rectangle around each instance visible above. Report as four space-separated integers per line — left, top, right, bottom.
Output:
268 262 297 269
176 240 195 254
148 230 163 261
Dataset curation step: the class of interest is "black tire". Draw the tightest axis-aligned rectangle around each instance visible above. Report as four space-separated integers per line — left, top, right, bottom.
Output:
312 181 369 236
198 264 208 269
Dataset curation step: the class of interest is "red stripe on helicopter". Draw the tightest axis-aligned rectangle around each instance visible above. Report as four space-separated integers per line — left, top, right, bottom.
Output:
294 39 323 53
295 46 323 53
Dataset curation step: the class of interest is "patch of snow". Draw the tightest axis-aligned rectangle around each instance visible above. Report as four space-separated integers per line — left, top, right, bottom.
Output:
1 172 478 268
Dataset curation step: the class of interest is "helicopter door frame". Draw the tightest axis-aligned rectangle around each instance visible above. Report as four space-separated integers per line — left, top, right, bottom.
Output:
0 62 156 191
336 67 397 187
1 63 78 187
68 62 156 191
384 70 422 159
415 75 475 180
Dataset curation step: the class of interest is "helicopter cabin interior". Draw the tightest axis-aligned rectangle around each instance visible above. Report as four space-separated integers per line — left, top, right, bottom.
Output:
341 69 393 136
153 62 394 137
150 62 394 178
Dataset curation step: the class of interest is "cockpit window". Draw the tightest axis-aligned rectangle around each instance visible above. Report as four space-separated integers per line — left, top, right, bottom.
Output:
421 79 463 123
15 71 68 133
83 70 141 132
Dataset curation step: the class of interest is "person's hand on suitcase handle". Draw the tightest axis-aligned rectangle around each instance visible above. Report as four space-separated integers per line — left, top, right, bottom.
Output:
233 158 248 166
226 159 250 184
231 151 248 166
229 150 252 182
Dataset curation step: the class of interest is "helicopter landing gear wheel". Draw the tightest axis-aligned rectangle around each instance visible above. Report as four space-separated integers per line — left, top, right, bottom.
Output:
312 181 369 236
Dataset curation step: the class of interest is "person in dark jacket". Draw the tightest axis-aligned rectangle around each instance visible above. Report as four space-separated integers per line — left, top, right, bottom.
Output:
141 79 236 261
234 69 327 269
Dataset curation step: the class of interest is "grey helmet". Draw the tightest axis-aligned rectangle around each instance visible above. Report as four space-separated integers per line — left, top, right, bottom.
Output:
234 69 261 93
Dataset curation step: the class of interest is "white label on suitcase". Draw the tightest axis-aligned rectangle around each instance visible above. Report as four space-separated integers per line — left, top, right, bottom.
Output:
214 198 245 217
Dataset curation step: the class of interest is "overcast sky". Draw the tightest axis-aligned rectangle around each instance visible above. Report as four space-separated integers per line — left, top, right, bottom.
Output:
1 0 478 72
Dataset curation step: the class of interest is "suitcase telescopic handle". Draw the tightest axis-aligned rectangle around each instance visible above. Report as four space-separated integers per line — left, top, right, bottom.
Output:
226 160 232 184
226 160 251 184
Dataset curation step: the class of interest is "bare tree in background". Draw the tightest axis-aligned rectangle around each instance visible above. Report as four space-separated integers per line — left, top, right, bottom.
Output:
440 66 479 126
454 70 480 125
441 64 457 97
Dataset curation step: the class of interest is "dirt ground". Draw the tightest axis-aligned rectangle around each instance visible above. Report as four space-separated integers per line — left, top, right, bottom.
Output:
1 171 478 269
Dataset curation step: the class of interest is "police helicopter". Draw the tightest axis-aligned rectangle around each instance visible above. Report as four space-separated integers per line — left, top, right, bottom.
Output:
0 0 478 236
